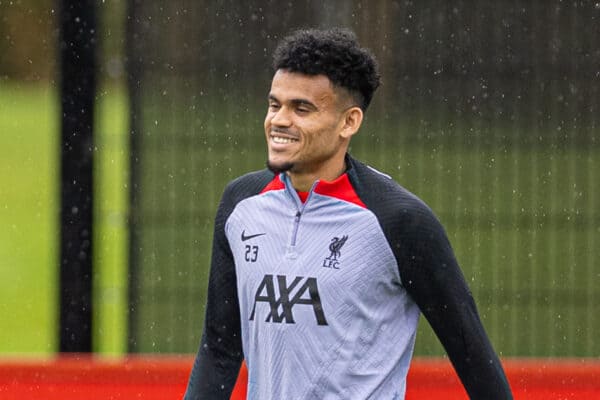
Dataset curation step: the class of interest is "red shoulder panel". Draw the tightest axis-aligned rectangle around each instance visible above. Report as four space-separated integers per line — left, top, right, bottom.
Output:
260 175 285 194
314 173 367 209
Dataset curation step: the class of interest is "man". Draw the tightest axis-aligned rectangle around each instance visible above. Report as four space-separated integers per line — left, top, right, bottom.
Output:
184 28 512 399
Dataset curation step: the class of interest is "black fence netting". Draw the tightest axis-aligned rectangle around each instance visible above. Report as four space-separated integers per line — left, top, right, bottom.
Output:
126 0 599 356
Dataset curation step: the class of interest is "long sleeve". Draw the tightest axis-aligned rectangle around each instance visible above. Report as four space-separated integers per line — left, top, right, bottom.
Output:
183 189 244 400
398 208 513 399
184 170 275 400
347 155 512 399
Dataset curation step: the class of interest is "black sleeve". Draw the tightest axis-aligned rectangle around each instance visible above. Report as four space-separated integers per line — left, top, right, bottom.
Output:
184 170 275 400
397 206 513 399
347 157 512 399
183 185 243 400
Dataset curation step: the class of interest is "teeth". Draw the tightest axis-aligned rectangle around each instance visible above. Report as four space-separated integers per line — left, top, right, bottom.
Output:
272 136 297 144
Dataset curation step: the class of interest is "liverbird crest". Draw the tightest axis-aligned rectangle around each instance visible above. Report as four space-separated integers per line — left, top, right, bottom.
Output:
328 235 348 261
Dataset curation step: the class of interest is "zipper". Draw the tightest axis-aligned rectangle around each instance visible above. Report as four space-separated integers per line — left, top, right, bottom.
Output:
291 211 302 246
285 176 318 248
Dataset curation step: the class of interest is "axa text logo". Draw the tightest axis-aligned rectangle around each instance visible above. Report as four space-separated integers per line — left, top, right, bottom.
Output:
249 274 328 326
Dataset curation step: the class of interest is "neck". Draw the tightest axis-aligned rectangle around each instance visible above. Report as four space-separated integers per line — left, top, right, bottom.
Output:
287 157 347 192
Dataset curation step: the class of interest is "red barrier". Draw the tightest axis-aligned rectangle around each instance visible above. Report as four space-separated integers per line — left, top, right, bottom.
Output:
0 356 599 399
405 358 600 399
0 356 191 400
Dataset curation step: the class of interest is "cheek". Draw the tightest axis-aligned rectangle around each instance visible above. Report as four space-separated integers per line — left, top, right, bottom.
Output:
311 124 340 148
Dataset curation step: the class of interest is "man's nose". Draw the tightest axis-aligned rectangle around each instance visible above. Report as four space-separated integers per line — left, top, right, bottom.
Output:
270 107 292 127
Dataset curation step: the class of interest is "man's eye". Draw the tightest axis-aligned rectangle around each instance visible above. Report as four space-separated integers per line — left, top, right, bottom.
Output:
269 103 280 110
297 108 309 113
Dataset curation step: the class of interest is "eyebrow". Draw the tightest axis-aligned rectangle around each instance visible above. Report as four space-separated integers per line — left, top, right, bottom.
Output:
268 94 318 110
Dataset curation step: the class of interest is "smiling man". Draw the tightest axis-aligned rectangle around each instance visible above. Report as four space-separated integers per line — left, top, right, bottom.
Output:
184 28 512 399
265 70 361 189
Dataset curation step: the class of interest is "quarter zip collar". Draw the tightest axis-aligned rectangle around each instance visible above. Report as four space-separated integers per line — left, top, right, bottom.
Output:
276 156 365 259
278 170 366 209
279 172 317 209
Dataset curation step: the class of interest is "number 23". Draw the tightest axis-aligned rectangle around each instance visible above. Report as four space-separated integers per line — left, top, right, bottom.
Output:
245 245 258 262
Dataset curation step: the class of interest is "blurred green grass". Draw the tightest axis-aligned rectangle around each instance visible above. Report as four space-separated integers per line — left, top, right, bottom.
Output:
93 85 129 355
1 82 598 357
351 138 600 357
129 104 599 356
0 82 128 355
0 83 58 354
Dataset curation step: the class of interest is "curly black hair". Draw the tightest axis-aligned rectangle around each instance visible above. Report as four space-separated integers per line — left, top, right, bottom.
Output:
272 28 381 111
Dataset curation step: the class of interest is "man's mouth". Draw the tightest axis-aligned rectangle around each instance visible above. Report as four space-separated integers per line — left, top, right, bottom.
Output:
271 135 298 144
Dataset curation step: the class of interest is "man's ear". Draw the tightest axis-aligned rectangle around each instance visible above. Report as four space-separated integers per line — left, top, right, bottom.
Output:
340 106 364 139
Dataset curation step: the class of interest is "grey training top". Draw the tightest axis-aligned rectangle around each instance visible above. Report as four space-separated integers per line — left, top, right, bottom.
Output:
184 154 512 400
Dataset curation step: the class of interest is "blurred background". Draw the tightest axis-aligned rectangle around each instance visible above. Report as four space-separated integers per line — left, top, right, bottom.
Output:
1 0 598 360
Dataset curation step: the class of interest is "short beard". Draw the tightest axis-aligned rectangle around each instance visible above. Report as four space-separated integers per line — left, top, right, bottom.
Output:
267 160 294 174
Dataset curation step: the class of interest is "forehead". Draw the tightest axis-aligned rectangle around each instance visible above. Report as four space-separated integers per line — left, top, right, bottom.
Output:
269 70 336 104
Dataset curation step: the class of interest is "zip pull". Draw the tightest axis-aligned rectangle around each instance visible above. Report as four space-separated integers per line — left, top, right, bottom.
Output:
289 210 302 249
